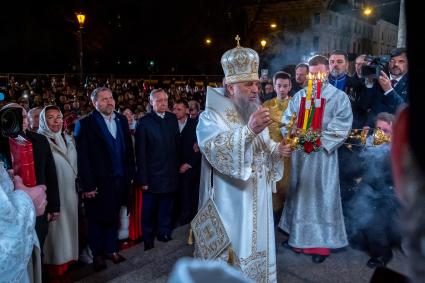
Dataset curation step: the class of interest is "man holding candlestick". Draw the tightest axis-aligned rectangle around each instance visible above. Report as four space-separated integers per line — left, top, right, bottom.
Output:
278 55 353 263
328 50 369 219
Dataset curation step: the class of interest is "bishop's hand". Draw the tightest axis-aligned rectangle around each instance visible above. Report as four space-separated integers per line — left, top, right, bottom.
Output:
248 106 272 135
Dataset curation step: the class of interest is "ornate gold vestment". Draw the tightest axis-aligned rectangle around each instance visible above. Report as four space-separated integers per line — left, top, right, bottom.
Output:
263 97 291 212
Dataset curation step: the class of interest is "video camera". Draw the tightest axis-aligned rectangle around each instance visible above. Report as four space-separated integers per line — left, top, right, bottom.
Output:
361 55 390 79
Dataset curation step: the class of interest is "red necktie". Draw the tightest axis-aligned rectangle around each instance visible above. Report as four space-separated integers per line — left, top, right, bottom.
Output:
391 79 397 88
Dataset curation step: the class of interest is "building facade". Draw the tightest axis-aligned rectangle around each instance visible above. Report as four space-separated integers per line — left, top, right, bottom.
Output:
244 0 398 70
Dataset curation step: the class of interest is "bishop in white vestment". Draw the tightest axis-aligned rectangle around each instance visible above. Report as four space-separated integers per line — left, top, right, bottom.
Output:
194 39 285 283
196 86 283 283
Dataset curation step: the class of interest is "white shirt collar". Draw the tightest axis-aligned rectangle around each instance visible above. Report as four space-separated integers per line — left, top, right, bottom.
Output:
100 111 116 121
155 111 165 119
390 74 404 83
178 117 188 132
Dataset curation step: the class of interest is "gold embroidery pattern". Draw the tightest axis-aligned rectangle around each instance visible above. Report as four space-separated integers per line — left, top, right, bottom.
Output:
225 109 241 124
226 73 259 84
244 126 257 144
204 140 212 165
234 50 249 69
240 252 268 283
207 107 232 128
252 170 258 252
203 133 234 175
192 199 231 259
203 108 249 178
238 127 243 179
227 63 235 76
263 98 289 143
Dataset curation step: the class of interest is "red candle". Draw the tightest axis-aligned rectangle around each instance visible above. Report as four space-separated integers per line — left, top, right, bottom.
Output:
316 79 321 100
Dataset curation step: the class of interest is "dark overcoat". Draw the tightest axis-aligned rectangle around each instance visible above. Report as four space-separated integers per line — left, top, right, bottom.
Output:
74 110 135 223
135 111 179 193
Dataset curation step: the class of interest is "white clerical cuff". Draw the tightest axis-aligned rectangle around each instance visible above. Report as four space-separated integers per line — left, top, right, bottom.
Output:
384 88 393 96
246 125 257 137
245 125 257 144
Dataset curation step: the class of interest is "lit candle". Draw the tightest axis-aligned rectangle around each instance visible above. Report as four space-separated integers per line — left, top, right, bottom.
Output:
302 75 313 130
316 73 322 100
315 74 322 108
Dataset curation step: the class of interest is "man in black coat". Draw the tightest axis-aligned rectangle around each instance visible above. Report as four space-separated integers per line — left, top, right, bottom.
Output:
329 49 369 129
172 100 201 226
0 103 60 252
74 87 135 271
328 50 370 210
135 89 179 251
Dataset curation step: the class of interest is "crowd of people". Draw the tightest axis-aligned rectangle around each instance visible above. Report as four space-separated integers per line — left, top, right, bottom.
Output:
0 79 203 282
192 41 412 282
0 32 421 283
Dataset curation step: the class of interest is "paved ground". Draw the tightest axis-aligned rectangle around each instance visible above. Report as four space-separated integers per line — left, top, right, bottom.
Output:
70 225 407 283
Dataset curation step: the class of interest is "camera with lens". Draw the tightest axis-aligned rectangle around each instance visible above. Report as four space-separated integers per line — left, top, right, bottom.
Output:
0 107 23 138
361 55 390 79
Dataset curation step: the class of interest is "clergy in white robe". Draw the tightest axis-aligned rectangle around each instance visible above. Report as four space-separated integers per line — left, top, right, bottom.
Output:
196 85 284 283
194 39 289 282
38 106 79 272
278 55 353 262
0 165 42 283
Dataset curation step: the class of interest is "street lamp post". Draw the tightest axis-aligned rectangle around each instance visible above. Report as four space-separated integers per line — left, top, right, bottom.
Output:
76 12 86 85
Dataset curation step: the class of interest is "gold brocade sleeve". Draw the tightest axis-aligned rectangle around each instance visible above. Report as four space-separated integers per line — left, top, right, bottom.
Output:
197 108 257 181
263 98 289 143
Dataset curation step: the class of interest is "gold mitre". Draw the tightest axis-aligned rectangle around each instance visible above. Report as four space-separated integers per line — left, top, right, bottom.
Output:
221 35 259 84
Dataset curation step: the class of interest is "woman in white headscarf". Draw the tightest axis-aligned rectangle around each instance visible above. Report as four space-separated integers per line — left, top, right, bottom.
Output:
38 105 78 278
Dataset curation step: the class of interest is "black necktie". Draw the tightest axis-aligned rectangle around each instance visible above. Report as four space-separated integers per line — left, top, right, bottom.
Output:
391 79 397 88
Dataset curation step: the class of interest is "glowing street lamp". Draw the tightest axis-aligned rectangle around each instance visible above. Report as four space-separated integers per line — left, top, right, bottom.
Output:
363 7 373 16
270 23 277 29
260 39 267 50
76 13 86 28
205 38 212 45
76 12 86 85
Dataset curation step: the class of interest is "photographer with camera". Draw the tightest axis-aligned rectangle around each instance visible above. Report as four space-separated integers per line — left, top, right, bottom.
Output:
0 103 60 258
363 48 409 127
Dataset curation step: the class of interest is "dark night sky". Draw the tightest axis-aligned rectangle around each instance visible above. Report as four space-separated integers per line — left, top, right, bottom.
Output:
1 0 400 75
1 0 251 74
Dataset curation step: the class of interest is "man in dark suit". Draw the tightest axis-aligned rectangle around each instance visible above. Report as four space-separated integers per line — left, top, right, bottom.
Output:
329 49 369 129
328 50 369 213
0 103 60 253
74 87 135 271
135 89 179 251
172 100 201 226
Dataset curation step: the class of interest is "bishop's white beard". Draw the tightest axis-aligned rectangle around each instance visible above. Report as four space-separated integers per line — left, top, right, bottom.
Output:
233 94 260 124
